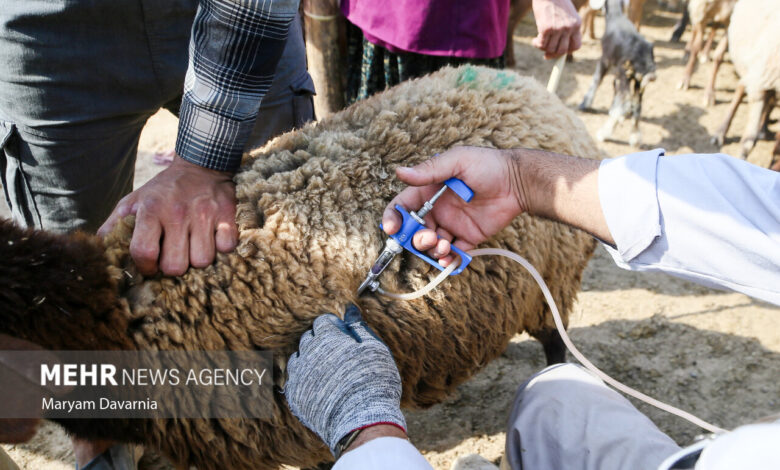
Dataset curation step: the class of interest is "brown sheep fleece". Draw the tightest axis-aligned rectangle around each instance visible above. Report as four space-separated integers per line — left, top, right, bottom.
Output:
0 66 599 469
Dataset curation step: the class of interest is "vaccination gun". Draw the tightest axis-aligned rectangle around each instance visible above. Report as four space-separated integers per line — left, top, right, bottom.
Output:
357 177 474 295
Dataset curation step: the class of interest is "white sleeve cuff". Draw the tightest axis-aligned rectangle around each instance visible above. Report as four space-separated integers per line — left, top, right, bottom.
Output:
598 149 665 261
334 437 433 470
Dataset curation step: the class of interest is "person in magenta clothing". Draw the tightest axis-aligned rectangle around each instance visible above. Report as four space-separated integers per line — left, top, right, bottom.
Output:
342 0 582 103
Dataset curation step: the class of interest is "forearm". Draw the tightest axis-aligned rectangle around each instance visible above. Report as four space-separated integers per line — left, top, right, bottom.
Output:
511 148 779 304
511 149 613 244
176 0 299 172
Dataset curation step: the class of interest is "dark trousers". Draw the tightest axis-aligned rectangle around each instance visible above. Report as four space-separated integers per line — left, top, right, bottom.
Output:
0 1 314 233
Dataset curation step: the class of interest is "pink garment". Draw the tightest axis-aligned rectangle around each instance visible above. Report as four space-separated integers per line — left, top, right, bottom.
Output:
341 0 509 58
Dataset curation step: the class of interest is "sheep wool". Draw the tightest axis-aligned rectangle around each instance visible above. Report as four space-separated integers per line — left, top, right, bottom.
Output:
1 66 600 469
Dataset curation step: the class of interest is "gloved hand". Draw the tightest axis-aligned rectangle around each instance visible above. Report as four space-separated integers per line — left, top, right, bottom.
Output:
284 304 406 455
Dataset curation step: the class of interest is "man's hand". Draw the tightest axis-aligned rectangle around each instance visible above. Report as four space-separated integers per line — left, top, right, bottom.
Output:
98 155 238 276
532 0 582 59
382 147 528 267
285 305 407 456
384 147 610 265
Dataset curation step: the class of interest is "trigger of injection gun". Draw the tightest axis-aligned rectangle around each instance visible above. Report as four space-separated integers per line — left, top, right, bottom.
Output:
356 177 474 296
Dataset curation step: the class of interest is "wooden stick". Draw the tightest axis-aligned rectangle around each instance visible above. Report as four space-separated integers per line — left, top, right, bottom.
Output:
303 0 345 117
547 55 567 94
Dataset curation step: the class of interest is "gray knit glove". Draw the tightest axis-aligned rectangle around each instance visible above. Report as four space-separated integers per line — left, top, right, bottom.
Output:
284 304 406 455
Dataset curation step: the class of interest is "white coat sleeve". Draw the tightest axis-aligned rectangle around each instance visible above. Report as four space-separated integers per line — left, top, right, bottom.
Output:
333 437 434 470
657 421 780 469
598 149 780 306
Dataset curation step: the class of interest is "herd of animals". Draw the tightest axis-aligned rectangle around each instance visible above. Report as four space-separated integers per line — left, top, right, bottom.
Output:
508 0 780 169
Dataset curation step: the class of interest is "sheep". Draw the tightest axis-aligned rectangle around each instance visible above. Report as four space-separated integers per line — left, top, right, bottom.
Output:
578 0 656 147
0 65 599 470
712 0 780 160
677 0 737 97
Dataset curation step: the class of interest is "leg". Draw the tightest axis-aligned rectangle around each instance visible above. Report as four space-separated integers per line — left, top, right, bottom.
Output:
0 0 194 233
531 327 567 365
245 15 315 149
671 6 689 43
629 99 643 147
739 93 767 159
504 0 533 68
771 132 780 171
597 105 621 142
698 26 716 63
581 6 597 40
579 6 590 40
678 23 702 90
597 80 626 142
503 364 681 470
579 60 608 110
0 121 147 233
712 82 745 146
587 6 597 39
757 92 775 140
628 0 646 31
704 36 728 107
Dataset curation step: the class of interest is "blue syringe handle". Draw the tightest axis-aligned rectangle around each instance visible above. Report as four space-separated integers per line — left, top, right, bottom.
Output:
443 177 474 203
384 204 472 275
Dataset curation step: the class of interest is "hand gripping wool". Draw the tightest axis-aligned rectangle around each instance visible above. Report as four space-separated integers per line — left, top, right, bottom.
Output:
0 66 600 469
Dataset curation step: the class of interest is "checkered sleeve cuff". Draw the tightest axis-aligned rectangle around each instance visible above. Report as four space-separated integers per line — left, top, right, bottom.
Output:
174 0 300 173
175 98 251 173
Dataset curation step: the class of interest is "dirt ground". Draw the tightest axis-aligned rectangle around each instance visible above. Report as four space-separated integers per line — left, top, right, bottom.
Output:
3 2 778 469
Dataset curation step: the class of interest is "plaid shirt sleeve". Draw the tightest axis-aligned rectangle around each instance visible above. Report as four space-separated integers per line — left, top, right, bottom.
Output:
175 0 300 173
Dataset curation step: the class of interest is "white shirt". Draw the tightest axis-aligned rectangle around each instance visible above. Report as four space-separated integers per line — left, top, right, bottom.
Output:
598 149 779 305
334 150 780 470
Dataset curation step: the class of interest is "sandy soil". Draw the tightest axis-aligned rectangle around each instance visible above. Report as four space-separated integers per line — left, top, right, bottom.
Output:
3 2 778 469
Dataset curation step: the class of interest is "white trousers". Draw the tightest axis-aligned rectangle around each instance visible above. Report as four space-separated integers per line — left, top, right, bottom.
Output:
504 363 681 470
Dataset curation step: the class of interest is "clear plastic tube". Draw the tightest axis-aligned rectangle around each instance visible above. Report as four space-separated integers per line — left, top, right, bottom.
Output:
378 247 727 435
376 261 458 300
